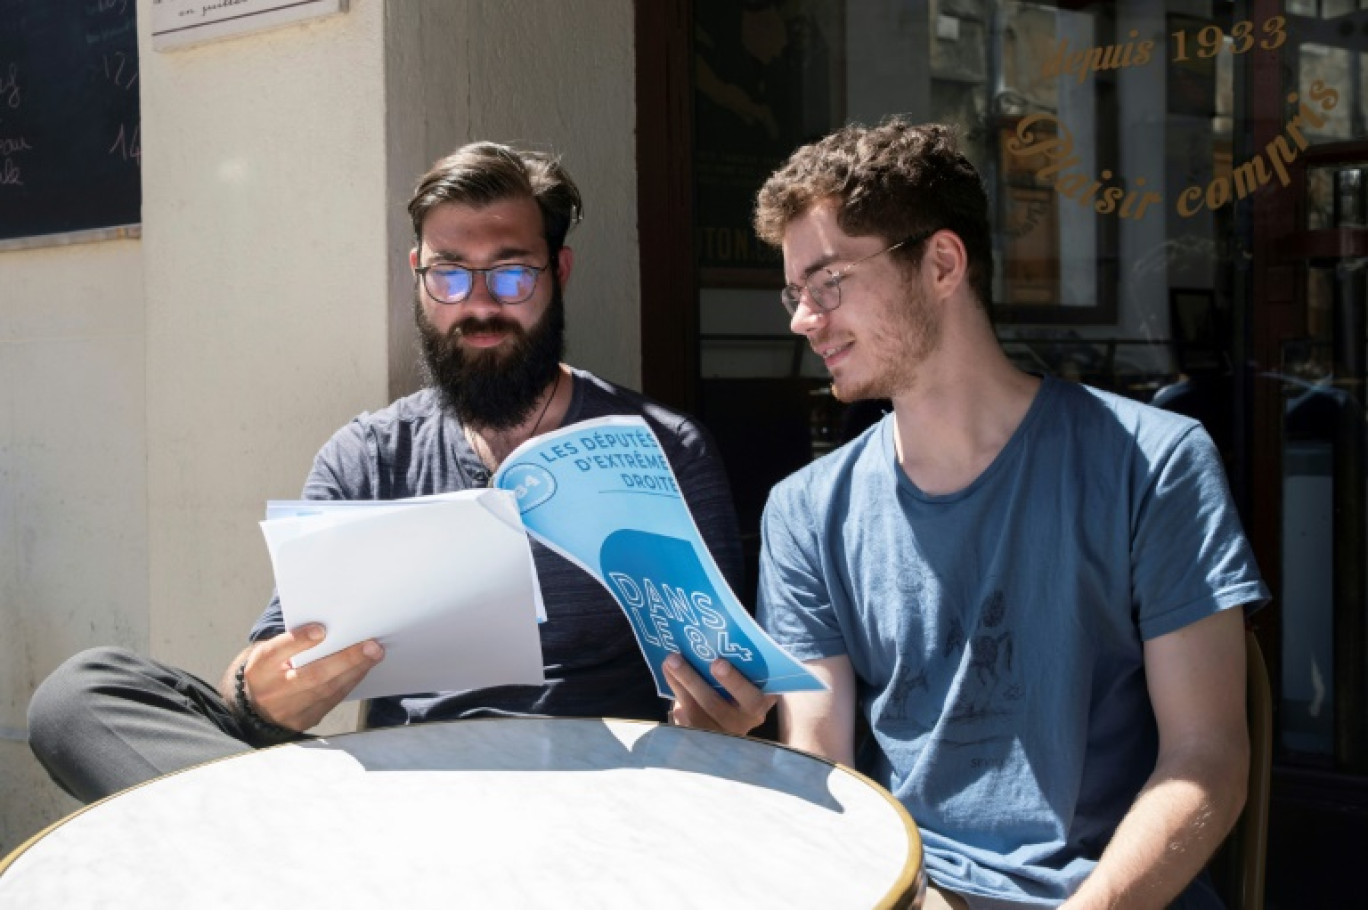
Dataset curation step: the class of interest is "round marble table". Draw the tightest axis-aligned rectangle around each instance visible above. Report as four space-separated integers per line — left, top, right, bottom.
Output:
0 717 923 908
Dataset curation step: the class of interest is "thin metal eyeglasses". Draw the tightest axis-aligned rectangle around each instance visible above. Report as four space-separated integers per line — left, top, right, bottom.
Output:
415 262 548 305
780 230 935 317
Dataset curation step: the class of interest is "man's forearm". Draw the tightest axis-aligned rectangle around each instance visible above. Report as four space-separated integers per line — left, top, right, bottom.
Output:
776 656 858 766
1064 748 1247 909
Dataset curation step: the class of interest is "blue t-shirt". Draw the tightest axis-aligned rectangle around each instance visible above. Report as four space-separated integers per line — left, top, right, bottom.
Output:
758 376 1268 909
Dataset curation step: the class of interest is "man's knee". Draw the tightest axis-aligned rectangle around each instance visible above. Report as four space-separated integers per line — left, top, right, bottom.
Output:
28 647 147 751
28 647 246 803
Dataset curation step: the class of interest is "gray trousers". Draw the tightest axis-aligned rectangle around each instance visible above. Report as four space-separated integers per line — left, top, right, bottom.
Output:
27 646 302 804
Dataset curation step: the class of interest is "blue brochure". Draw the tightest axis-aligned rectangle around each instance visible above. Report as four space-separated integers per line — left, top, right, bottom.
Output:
494 415 824 697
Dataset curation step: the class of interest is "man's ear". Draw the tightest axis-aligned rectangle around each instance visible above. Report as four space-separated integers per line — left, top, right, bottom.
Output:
556 246 575 287
923 230 968 300
409 248 419 271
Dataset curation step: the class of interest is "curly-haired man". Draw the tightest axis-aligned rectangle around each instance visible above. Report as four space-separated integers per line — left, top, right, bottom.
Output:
669 118 1266 910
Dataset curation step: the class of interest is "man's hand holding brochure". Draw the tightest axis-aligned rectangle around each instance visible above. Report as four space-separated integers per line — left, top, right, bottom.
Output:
259 415 823 702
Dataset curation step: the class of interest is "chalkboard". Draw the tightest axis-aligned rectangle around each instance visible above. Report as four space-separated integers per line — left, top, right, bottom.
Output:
0 0 141 248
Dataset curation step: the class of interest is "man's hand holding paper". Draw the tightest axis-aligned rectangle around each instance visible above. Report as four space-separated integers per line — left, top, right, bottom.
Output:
259 489 546 702
231 625 385 732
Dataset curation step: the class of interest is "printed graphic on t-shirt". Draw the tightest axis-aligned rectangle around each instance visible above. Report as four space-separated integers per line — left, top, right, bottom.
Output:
885 588 1025 748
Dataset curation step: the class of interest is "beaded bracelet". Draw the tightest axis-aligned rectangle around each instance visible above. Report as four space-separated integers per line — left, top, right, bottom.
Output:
233 661 299 744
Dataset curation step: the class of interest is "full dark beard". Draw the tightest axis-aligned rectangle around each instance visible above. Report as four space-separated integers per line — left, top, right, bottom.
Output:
415 277 566 431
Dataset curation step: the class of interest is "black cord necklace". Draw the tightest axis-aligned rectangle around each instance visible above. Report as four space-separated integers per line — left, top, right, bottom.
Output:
465 368 562 475
528 367 562 440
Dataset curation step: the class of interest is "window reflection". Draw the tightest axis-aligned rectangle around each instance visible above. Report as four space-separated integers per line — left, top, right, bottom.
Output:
691 7 1364 495
684 2 1368 881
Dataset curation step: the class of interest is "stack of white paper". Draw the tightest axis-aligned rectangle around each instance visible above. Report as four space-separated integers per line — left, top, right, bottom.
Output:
260 490 546 702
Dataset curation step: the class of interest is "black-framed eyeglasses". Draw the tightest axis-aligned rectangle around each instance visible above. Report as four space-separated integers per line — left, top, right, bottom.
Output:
780 230 935 317
415 262 548 305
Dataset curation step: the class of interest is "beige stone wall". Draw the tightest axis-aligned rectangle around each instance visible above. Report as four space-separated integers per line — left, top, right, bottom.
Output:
0 0 637 856
0 238 146 850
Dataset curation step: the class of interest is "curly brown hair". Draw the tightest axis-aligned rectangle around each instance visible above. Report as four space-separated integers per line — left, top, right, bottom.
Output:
408 142 583 257
754 118 993 312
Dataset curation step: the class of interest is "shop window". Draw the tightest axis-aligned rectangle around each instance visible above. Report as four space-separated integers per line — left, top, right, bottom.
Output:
694 2 1248 447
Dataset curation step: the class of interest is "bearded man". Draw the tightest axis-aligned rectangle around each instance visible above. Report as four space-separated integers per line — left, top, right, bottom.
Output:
29 142 743 804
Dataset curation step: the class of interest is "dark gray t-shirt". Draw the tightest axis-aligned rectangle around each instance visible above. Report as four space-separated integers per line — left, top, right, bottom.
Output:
250 369 743 727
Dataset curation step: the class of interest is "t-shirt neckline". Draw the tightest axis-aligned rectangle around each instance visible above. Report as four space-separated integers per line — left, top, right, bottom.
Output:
883 374 1057 504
